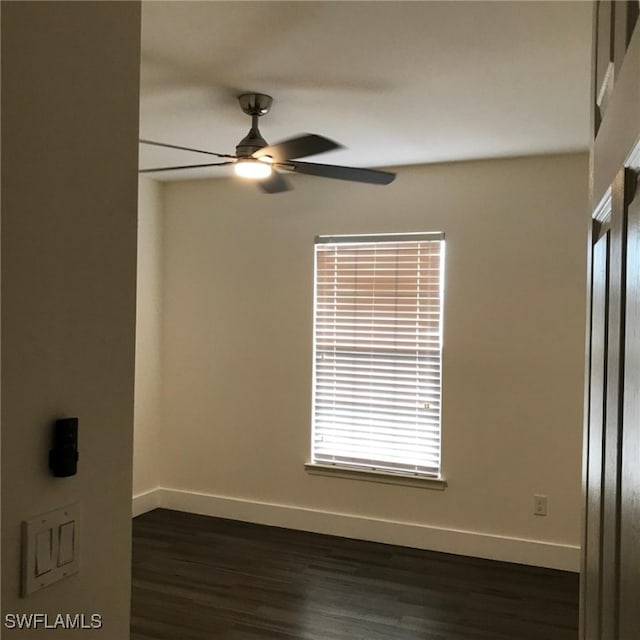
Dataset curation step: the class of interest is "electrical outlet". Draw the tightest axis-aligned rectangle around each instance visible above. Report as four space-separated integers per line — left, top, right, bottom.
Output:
534 494 547 516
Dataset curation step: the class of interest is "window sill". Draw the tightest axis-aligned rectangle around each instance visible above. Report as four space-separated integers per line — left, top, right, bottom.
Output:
304 463 447 490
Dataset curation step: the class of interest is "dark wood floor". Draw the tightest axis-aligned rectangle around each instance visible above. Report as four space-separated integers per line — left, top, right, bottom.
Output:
131 509 579 640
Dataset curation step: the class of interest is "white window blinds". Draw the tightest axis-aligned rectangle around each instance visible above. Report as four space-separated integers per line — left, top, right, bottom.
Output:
312 233 444 477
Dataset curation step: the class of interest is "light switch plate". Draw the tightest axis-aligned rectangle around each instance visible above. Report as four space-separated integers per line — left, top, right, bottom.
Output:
22 503 80 597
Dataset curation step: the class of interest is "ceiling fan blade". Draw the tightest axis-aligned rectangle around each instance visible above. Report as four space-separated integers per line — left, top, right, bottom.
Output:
139 161 235 173
139 139 236 159
282 161 396 185
257 170 291 194
254 134 343 162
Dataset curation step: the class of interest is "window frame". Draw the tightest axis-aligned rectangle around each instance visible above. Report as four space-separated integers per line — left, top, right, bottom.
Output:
307 232 446 489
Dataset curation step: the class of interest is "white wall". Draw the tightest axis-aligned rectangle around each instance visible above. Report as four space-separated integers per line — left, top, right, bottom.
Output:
1 3 140 637
150 152 588 570
133 178 164 506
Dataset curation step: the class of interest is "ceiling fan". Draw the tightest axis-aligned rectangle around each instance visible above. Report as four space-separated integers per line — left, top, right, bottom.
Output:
139 93 396 194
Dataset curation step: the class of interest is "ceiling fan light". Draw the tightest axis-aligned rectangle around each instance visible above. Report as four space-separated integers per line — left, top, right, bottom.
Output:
234 158 273 179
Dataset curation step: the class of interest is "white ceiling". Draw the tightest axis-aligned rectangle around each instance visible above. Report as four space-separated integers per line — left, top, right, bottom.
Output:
139 0 593 181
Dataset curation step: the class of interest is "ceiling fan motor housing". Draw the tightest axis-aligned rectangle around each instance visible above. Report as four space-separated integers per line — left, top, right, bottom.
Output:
235 127 268 157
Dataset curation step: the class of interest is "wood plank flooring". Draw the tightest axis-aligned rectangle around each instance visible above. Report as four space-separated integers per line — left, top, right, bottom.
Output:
131 509 579 640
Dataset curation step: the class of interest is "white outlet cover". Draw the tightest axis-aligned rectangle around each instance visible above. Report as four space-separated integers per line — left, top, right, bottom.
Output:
22 503 80 597
534 494 548 516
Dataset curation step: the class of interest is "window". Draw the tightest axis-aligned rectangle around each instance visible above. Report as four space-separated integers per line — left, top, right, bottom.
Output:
311 233 445 479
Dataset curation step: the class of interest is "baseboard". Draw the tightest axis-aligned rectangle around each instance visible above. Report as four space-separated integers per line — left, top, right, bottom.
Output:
137 487 579 572
132 488 161 517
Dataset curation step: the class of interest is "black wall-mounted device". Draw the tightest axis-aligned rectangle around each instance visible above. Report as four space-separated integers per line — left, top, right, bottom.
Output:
49 418 79 477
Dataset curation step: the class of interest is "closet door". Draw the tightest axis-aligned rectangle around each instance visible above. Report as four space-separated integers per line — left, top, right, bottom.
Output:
600 170 629 640
583 168 638 640
619 171 640 639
